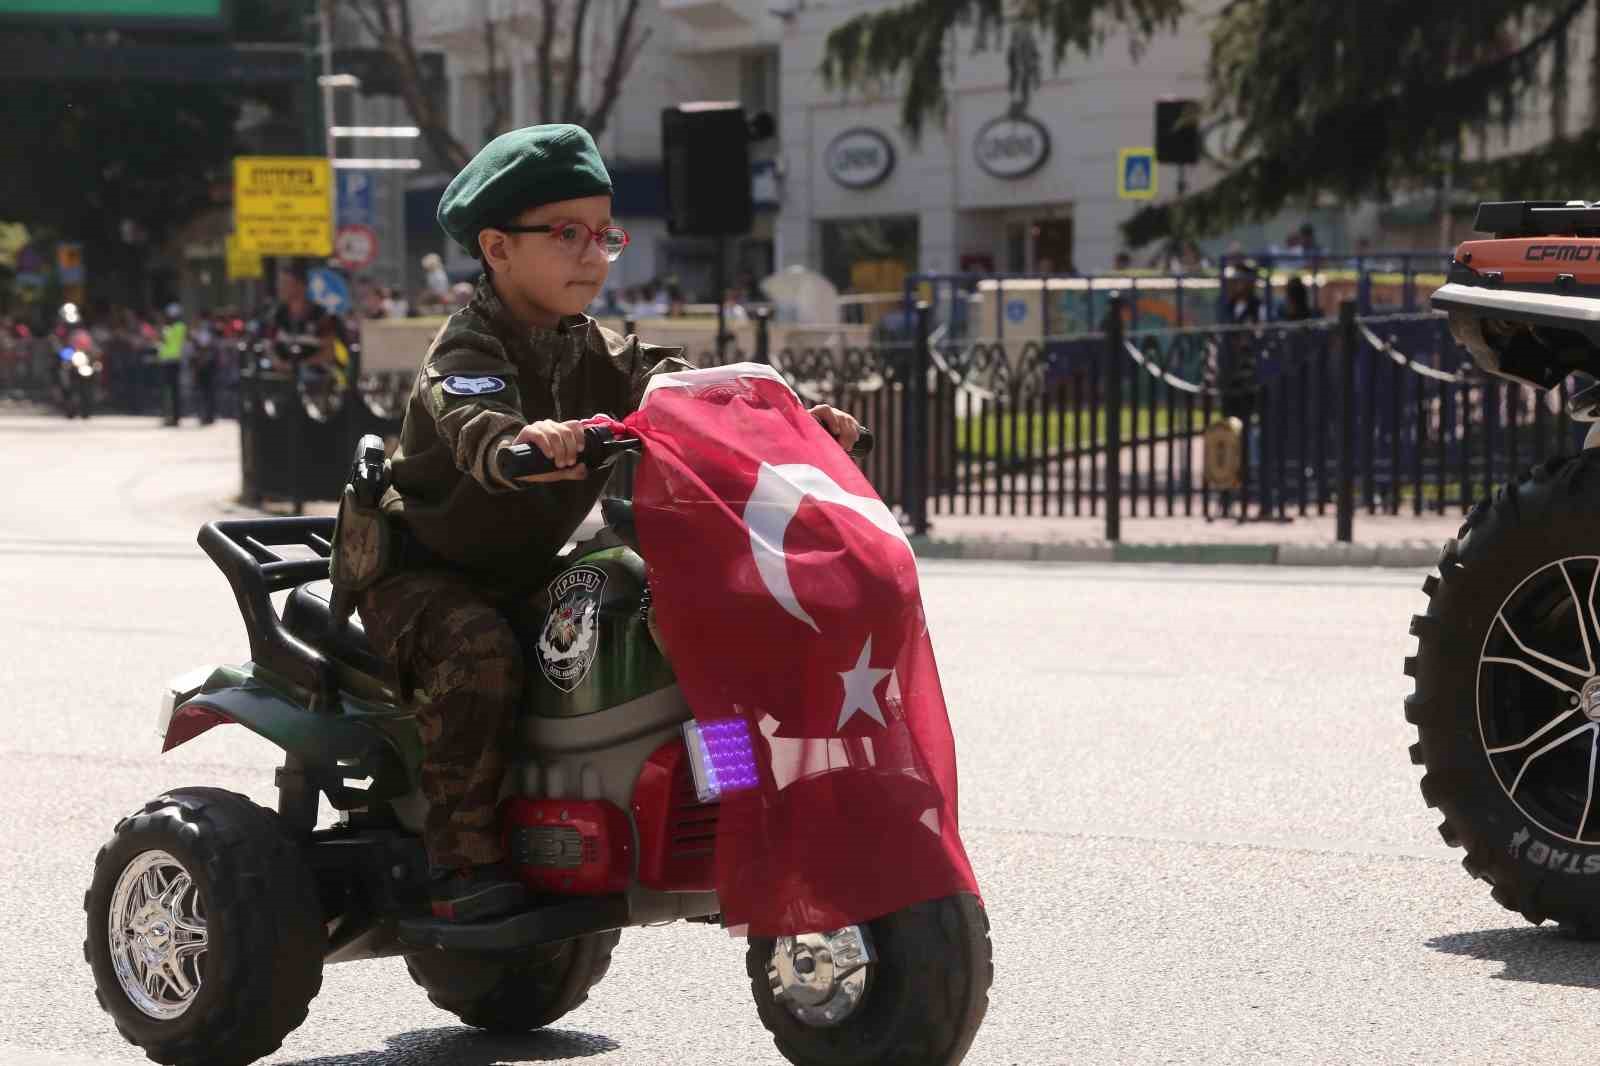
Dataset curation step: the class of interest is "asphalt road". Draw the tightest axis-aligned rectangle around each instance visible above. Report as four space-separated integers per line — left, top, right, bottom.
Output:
1 413 1593 1065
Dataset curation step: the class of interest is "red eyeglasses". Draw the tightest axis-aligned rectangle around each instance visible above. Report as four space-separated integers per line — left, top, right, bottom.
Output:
495 221 630 262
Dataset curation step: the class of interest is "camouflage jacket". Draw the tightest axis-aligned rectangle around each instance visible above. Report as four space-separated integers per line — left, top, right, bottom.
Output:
383 273 688 585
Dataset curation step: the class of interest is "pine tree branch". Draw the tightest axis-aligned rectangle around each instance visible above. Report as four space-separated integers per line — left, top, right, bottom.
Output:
1125 0 1589 245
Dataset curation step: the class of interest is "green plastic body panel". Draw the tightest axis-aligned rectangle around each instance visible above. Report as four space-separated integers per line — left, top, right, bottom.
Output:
180 664 417 797
515 545 676 719
170 543 670 783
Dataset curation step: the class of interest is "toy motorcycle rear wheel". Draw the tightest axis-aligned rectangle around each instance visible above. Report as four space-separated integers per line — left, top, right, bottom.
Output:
746 893 991 1066
84 787 325 1066
405 928 621 1032
1408 452 1600 934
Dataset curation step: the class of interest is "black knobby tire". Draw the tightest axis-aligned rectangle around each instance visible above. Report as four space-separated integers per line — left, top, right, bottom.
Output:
1408 451 1600 935
405 928 621 1032
84 787 326 1066
746 893 992 1066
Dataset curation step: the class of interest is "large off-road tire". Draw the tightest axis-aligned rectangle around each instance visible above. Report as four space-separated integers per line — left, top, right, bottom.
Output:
404 929 621 1032
746 894 991 1066
1408 451 1600 935
84 787 325 1066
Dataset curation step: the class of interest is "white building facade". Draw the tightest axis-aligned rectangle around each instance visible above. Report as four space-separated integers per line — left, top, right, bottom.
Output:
665 0 1224 291
346 0 1227 298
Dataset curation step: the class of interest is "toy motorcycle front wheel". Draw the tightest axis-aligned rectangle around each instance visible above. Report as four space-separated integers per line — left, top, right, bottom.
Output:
746 893 991 1066
84 788 324 1066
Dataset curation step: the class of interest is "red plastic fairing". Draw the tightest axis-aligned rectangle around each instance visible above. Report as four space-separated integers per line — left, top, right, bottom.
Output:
502 797 633 895
631 738 720 892
161 703 234 753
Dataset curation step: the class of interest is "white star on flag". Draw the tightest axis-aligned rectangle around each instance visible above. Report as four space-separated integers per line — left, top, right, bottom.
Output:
836 636 894 731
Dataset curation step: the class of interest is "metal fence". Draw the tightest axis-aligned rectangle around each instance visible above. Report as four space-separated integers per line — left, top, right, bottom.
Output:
705 299 1583 542
211 293 1586 537
902 253 1451 342
0 334 243 419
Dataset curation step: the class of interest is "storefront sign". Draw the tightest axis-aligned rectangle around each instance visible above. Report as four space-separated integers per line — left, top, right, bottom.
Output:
974 114 1050 179
825 128 895 189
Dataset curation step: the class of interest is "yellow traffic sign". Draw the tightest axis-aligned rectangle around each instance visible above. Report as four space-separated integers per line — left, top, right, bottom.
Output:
225 234 263 281
233 156 332 256
1117 147 1158 200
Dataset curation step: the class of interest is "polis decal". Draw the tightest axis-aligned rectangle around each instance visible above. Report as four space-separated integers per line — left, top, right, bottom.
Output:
1524 244 1600 262
537 565 607 692
974 114 1051 179
825 128 896 189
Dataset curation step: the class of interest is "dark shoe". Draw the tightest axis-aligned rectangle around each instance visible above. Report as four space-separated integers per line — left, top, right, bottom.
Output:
430 864 526 922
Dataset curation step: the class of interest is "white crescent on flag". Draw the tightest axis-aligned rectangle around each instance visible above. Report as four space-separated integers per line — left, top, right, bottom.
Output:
742 461 911 632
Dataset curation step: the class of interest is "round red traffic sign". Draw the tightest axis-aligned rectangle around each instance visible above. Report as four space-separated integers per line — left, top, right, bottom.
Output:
334 224 378 270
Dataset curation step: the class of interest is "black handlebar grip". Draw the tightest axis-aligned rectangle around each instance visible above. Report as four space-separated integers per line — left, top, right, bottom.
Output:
497 441 559 480
849 427 875 458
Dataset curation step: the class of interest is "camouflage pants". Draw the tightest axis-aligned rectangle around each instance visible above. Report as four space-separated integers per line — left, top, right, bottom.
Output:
357 570 522 870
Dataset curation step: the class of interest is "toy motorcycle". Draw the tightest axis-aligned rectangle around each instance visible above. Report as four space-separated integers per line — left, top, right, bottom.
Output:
1410 200 1600 933
84 414 991 1066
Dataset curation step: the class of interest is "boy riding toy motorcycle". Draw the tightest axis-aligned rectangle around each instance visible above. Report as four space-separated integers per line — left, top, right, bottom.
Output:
83 125 991 1066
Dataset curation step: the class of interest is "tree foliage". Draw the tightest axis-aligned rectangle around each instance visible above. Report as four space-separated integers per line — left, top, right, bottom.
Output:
342 0 651 172
823 0 1600 247
821 0 1185 138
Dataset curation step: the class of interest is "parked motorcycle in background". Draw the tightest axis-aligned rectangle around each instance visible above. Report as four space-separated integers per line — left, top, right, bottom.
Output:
54 303 99 419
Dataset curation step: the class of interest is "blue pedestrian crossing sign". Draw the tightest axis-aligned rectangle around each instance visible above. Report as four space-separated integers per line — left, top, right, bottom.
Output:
1118 147 1158 200
308 267 351 316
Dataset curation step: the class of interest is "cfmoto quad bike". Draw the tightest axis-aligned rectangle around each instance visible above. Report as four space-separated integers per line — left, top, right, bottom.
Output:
1412 200 1600 932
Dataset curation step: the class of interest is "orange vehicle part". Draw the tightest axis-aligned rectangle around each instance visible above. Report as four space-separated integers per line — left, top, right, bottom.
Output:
1452 236 1600 286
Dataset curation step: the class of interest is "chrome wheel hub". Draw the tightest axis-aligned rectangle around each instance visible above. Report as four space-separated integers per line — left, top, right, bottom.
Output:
767 925 874 1027
108 850 207 1020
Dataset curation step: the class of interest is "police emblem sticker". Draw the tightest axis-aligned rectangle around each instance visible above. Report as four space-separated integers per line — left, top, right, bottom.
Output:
537 565 607 692
441 375 506 396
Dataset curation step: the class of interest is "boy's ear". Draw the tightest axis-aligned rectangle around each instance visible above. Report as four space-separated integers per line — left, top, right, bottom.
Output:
477 228 506 270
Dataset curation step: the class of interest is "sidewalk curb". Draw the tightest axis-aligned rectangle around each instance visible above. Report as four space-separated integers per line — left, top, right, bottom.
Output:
910 536 1444 568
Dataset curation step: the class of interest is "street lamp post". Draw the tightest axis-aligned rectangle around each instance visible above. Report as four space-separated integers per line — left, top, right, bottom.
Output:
314 2 419 289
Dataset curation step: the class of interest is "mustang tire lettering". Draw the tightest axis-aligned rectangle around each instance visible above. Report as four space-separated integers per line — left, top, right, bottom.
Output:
1520 837 1600 874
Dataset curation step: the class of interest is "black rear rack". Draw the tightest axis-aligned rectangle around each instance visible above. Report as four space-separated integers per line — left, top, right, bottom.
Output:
1475 200 1600 238
197 517 339 711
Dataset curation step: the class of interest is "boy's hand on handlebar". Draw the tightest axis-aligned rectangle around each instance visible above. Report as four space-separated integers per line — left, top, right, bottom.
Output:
810 404 860 453
509 419 589 482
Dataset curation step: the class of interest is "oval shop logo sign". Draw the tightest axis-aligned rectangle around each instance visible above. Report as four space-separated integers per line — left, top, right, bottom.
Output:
825 128 896 189
974 114 1051 179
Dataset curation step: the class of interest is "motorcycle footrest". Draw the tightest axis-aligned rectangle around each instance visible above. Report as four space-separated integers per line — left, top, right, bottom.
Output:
396 894 629 954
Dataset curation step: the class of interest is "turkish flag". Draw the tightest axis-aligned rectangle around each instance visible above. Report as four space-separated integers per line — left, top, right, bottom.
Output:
622 363 980 936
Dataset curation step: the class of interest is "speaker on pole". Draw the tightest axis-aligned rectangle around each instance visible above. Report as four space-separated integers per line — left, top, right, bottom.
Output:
662 102 753 237
1155 99 1201 166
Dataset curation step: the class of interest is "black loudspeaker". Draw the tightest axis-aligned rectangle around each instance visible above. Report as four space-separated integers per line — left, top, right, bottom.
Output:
1155 99 1201 165
662 103 752 237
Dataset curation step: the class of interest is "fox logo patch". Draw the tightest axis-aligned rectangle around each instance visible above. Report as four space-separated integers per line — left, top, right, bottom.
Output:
441 375 506 397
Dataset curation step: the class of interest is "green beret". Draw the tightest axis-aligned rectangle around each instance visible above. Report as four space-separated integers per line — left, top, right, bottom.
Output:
437 124 613 256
